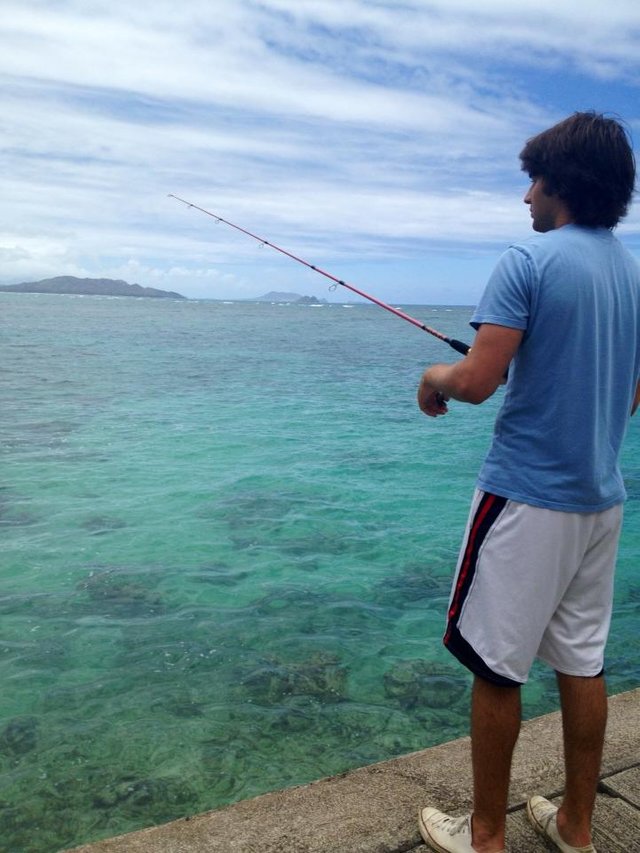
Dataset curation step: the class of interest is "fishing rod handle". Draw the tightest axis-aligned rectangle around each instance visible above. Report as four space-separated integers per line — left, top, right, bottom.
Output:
448 338 471 356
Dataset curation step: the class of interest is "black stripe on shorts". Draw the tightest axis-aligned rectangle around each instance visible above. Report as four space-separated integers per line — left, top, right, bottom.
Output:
444 492 521 688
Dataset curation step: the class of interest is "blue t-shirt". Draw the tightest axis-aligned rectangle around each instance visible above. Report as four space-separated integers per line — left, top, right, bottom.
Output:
472 224 640 512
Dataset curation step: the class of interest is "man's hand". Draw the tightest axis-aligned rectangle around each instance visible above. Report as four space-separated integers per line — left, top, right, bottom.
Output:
417 375 449 417
416 324 523 419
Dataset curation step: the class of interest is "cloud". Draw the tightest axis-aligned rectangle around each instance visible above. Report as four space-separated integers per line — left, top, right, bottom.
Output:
1 0 639 300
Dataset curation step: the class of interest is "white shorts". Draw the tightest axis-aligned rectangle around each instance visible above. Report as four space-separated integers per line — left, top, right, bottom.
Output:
444 490 623 686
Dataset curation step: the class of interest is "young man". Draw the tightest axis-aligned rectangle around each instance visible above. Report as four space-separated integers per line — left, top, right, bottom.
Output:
416 112 640 853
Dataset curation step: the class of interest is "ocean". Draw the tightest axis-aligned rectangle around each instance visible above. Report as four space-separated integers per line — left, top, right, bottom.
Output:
1 292 639 852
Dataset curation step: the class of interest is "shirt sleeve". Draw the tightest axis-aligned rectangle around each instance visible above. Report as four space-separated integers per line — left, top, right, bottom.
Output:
470 245 534 332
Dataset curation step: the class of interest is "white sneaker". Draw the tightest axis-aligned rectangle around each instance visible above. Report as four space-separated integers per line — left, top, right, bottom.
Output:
526 795 597 852
418 807 505 853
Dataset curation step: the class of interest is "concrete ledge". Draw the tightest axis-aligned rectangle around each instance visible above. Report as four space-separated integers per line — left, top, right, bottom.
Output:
65 688 640 852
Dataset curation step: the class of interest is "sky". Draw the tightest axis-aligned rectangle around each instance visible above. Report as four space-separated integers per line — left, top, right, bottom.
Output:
3 0 640 305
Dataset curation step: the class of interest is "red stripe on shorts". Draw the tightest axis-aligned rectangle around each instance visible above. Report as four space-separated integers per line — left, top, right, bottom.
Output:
444 492 504 645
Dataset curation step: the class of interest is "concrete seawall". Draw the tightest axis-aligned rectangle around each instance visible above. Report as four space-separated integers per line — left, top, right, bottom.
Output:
66 687 640 852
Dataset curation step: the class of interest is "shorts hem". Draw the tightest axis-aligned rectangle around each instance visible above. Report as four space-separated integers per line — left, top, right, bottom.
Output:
537 655 606 679
444 625 523 689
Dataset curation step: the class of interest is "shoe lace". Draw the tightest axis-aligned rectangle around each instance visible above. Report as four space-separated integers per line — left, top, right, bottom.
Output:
445 816 471 837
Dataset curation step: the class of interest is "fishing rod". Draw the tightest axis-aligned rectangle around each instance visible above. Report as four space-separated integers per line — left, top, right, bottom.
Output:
168 194 470 357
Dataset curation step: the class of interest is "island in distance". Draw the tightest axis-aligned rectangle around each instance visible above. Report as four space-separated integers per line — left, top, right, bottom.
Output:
254 291 327 304
0 278 328 303
0 276 187 299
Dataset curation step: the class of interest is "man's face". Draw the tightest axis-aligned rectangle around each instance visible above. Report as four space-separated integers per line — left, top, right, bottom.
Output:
524 177 568 232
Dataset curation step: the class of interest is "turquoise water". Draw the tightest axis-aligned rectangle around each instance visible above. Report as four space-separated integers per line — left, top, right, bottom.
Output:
1 293 639 852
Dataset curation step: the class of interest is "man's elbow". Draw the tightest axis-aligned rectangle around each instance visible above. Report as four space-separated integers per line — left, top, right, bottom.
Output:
465 387 495 405
453 375 499 405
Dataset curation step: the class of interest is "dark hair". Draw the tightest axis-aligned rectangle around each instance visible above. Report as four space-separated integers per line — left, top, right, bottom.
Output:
519 111 636 228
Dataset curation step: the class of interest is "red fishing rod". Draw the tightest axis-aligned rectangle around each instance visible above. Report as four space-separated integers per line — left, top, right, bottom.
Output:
168 194 470 357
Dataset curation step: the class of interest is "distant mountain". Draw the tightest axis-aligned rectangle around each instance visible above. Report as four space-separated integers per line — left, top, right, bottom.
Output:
0 276 187 300
255 291 327 304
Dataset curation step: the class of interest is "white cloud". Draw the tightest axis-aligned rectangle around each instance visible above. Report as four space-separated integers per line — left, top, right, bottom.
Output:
1 0 639 300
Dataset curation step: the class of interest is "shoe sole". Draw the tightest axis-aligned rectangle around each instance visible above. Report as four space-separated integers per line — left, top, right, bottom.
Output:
526 797 549 840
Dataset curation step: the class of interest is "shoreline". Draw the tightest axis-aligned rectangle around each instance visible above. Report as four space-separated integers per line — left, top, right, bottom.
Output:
64 686 640 852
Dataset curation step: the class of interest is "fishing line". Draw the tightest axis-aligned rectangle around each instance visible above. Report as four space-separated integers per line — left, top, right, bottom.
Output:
168 194 470 357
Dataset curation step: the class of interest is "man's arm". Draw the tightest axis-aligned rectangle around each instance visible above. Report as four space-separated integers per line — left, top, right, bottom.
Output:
417 323 523 417
632 380 640 416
